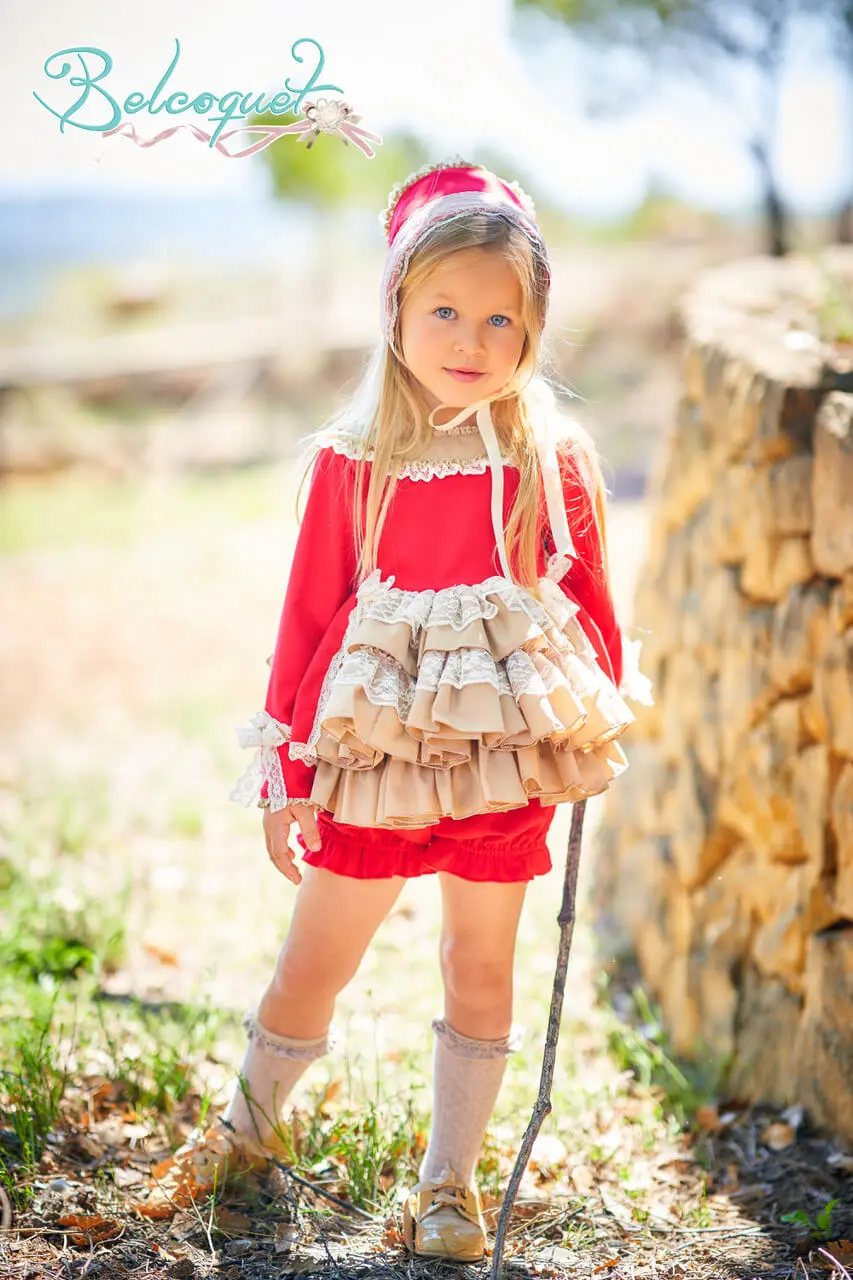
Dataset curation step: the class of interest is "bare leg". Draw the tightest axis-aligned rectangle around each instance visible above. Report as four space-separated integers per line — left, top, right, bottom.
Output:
224 865 406 1145
438 874 527 1039
257 865 407 1038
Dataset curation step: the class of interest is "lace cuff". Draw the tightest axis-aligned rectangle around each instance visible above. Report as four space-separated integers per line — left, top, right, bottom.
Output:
229 711 293 812
618 635 654 706
545 550 574 582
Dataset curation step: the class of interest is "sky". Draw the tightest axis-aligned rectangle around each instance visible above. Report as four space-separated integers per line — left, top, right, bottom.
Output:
3 0 851 217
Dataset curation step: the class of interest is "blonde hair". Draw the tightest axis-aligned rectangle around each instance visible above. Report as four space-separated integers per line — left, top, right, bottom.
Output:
294 214 613 594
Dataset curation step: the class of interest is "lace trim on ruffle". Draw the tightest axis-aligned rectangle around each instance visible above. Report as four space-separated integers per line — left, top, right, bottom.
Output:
230 711 291 812
327 433 516 481
290 571 584 770
242 1011 335 1060
354 571 580 637
331 643 568 722
431 1017 524 1059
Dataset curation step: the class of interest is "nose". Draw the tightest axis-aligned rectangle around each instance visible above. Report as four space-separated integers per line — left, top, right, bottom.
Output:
454 323 484 355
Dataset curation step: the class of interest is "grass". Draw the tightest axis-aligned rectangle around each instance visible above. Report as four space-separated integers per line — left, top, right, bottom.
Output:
1 1001 70 1182
0 747 723 1237
0 462 291 555
0 766 231 1204
595 972 728 1132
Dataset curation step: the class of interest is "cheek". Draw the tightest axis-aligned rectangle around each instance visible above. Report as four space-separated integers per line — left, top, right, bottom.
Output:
495 328 525 365
407 319 443 361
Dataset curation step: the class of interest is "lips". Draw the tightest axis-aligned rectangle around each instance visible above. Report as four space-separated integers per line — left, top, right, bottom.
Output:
444 367 485 382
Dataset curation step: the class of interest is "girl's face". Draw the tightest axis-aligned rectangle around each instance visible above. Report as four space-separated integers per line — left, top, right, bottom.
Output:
399 247 526 417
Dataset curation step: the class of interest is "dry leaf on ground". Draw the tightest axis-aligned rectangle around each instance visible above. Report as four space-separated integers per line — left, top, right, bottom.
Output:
760 1121 796 1151
56 1213 122 1246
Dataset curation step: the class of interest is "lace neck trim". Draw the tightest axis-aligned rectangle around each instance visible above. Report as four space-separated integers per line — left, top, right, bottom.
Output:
326 433 517 481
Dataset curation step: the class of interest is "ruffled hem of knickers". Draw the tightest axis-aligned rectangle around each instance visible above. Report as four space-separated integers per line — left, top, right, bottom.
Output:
296 825 552 882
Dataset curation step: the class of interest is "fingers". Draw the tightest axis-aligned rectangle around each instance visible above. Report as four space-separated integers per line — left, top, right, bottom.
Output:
292 804 322 854
273 844 303 886
263 809 303 886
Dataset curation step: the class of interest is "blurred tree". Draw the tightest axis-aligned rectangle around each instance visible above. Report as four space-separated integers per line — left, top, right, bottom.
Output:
817 0 853 242
250 116 429 327
252 117 429 211
513 0 843 255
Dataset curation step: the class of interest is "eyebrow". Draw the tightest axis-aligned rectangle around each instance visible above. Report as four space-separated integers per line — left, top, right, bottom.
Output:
428 294 521 312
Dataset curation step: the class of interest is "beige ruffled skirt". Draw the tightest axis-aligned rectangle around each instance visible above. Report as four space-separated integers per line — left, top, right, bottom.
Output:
300 570 634 829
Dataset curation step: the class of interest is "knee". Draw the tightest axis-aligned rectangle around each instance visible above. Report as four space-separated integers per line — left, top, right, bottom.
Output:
439 935 513 1013
272 939 350 1002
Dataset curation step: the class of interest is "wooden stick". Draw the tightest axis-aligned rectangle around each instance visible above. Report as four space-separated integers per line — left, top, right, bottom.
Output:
488 799 587 1280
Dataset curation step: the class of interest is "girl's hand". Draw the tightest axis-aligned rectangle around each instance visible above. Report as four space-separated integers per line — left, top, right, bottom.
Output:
262 803 322 886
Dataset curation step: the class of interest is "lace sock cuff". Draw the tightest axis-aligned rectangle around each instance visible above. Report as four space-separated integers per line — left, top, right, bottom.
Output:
242 1011 335 1061
431 1016 524 1060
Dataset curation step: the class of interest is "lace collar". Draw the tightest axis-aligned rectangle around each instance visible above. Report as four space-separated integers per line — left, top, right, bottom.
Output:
326 432 518 481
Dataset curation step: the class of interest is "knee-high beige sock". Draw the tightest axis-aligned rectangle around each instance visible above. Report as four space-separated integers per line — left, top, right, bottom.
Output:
419 1017 522 1188
221 1012 332 1149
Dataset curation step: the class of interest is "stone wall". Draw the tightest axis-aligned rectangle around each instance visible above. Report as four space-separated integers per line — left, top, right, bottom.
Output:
596 248 853 1139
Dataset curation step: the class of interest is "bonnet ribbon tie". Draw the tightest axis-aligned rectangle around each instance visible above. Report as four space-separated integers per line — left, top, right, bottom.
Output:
427 386 576 582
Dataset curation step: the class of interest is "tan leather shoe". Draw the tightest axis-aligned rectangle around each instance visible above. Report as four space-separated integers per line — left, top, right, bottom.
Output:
402 1170 486 1262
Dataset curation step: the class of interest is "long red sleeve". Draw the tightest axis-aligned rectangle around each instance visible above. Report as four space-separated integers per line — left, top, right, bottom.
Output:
546 441 623 689
261 446 359 805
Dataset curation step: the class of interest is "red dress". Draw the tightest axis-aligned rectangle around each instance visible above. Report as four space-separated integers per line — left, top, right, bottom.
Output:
231 428 636 882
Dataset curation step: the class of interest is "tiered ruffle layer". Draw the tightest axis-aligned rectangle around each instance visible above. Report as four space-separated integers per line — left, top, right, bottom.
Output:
302 571 634 828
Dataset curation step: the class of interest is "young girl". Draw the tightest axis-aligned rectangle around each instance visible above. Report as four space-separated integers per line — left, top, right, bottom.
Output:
161 158 650 1262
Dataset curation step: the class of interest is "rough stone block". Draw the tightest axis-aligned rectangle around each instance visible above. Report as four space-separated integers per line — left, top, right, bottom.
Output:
694 567 741 678
694 677 722 779
813 628 853 760
750 376 822 464
659 951 702 1056
769 582 832 696
741 528 814 605
717 706 807 866
812 392 853 578
660 651 706 765
834 571 853 632
704 351 753 445
794 925 853 1142
767 455 814 536
792 744 830 870
751 866 811 991
736 846 801 927
688 853 755 1055
718 603 776 763
663 749 737 890
729 966 802 1108
800 687 829 746
708 464 754 566
831 761 853 919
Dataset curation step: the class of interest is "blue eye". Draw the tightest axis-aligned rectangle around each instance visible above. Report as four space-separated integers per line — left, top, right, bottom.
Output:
432 307 511 327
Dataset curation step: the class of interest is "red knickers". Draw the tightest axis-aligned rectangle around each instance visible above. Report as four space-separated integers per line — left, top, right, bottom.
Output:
296 801 556 882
